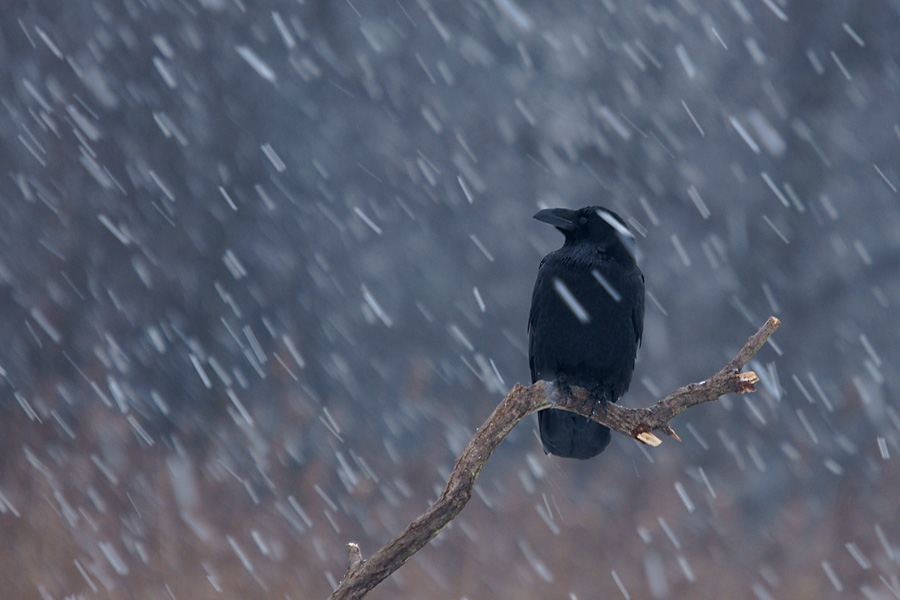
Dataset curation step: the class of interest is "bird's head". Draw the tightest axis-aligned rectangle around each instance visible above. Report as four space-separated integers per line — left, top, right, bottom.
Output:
534 206 636 257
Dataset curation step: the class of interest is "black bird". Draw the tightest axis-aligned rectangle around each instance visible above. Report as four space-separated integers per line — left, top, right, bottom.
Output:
528 206 645 459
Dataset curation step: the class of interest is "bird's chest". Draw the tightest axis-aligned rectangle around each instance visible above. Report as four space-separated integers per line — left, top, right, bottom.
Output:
539 259 631 329
530 258 635 377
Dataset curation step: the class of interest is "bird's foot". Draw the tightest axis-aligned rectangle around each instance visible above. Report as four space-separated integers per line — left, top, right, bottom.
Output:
587 385 609 422
554 374 573 402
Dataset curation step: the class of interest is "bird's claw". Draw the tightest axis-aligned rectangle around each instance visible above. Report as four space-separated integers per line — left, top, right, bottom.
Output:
587 385 609 421
554 374 573 402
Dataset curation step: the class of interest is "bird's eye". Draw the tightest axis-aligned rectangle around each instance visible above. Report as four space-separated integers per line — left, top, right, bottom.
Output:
579 217 588 225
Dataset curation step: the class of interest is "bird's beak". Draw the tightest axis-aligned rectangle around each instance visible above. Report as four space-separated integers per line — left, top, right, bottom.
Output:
533 208 578 231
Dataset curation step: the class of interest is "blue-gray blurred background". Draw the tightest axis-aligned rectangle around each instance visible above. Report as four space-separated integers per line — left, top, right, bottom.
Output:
2 1 899 598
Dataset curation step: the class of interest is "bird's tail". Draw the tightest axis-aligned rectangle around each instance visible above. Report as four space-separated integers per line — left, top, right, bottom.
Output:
538 409 611 459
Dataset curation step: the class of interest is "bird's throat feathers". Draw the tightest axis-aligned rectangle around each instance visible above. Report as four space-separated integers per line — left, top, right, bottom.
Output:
557 238 635 269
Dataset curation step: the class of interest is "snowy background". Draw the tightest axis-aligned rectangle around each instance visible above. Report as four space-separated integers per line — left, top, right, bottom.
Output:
2 1 900 598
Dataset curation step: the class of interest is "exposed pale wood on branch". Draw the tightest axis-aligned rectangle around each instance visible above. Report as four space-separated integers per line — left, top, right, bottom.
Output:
329 316 781 600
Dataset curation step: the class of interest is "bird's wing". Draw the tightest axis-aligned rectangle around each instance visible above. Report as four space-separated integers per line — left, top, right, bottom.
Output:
632 270 645 348
527 257 548 383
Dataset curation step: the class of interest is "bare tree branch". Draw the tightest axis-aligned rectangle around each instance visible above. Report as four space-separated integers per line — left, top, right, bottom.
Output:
329 316 781 600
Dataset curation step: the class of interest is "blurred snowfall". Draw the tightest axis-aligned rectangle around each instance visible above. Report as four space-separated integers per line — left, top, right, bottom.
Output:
1 1 899 599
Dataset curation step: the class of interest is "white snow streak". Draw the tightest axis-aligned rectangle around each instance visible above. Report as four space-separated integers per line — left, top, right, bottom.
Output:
236 46 277 83
552 278 590 324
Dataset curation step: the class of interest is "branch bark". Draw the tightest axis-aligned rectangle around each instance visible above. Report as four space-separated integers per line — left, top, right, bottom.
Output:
329 316 781 600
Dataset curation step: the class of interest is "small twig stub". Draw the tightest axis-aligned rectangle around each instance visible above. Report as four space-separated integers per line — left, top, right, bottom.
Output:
632 423 662 446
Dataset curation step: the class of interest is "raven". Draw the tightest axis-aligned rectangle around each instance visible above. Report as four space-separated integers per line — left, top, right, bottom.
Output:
529 206 645 459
